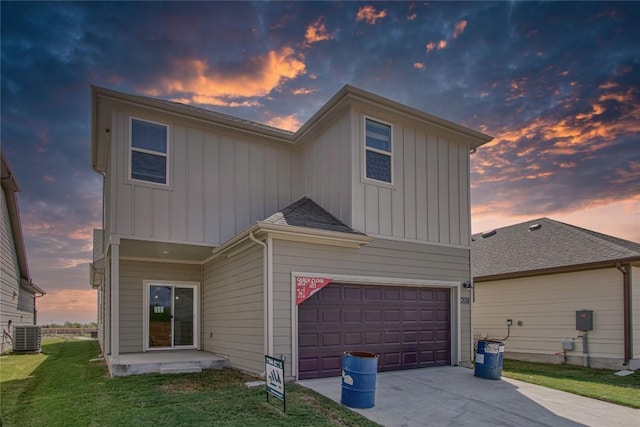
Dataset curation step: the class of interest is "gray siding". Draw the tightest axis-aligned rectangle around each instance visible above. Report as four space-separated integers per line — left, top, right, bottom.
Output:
351 108 472 247
119 260 202 353
272 238 472 375
300 111 352 226
473 268 630 369
202 245 264 374
1 187 34 353
108 107 295 246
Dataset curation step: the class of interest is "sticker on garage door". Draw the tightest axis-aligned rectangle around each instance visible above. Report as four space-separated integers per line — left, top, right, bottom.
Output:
296 277 332 304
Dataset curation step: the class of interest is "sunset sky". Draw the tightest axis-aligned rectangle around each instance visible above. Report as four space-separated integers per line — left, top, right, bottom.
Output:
1 2 638 324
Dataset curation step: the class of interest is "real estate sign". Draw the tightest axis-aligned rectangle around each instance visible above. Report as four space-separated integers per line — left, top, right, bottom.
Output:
265 355 285 402
295 276 332 304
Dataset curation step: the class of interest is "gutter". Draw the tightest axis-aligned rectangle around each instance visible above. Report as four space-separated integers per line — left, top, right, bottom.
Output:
249 232 269 357
616 263 632 365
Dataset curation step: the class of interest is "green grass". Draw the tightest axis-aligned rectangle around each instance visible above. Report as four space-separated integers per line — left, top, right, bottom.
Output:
502 359 640 408
0 338 379 427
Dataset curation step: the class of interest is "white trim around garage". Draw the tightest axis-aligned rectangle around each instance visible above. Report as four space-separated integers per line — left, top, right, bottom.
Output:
290 271 462 379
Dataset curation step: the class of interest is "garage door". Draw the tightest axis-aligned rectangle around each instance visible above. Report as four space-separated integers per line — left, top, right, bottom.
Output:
298 283 451 379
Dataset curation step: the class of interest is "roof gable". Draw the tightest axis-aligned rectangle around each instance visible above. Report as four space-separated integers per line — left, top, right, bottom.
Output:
472 218 640 279
262 197 363 235
1 150 44 295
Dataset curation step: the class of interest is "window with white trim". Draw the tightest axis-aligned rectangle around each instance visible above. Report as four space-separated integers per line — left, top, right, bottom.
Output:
130 118 168 185
364 118 392 183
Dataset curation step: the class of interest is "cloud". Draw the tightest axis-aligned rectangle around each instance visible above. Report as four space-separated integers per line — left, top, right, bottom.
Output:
413 62 425 70
453 20 468 38
426 40 447 52
425 19 467 53
304 17 333 46
292 87 318 95
143 47 306 105
356 5 387 25
266 114 302 132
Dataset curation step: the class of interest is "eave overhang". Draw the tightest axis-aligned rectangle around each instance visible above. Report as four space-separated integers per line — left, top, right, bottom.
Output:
474 256 640 283
205 221 373 263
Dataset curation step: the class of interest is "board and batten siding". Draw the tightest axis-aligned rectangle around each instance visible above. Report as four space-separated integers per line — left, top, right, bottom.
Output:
118 260 202 353
299 111 352 226
351 109 472 247
271 238 472 375
473 268 626 367
108 108 295 246
202 245 264 374
1 187 34 353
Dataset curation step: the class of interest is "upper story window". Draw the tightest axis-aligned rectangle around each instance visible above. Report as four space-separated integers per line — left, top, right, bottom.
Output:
130 118 169 185
364 118 392 184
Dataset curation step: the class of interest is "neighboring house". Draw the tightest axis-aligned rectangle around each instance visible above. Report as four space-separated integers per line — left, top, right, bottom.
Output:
90 84 492 378
472 218 640 370
1 150 45 354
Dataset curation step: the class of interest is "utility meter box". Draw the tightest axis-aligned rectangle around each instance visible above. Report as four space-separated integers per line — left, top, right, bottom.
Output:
576 310 593 331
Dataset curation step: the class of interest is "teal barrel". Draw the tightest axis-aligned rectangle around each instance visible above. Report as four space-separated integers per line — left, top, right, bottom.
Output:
341 351 378 408
474 340 505 380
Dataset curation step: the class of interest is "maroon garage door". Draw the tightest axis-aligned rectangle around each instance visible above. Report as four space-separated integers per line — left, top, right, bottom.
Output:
298 283 451 379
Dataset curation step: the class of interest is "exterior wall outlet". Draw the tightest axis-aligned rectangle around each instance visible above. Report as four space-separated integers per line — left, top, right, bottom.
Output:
506 319 513 326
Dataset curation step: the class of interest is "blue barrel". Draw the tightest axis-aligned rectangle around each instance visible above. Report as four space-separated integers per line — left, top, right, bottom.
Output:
341 351 378 408
475 340 505 380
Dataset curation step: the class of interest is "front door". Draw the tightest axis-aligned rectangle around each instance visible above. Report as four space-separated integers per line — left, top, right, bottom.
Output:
147 283 198 350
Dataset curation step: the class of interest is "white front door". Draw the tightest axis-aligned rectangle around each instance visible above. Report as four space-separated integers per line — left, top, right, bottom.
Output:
145 282 198 350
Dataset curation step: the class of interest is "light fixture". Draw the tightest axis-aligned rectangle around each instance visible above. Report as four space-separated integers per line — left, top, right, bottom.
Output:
161 250 171 255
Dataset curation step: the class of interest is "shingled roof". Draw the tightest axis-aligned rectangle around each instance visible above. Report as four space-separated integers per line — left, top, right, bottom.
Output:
262 197 364 235
472 217 640 280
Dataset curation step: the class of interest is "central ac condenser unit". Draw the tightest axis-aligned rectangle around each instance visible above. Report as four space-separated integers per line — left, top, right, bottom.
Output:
13 326 42 353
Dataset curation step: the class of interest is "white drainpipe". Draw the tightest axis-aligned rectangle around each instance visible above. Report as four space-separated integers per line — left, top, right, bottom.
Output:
249 231 269 356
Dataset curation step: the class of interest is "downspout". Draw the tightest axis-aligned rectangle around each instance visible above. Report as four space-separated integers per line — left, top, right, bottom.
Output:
249 231 269 357
616 263 632 365
266 236 274 356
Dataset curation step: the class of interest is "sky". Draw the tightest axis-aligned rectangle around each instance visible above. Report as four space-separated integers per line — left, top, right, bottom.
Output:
1 1 639 324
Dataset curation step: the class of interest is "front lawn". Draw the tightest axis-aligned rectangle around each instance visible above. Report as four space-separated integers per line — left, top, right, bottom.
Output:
502 359 640 408
0 338 379 426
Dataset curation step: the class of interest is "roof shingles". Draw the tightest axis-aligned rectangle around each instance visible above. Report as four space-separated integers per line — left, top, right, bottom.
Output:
262 197 364 235
472 218 640 279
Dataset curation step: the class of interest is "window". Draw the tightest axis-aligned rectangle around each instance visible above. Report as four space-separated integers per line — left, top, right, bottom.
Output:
130 118 168 185
364 118 392 183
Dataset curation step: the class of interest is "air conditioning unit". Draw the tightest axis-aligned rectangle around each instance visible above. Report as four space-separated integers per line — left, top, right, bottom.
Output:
13 326 42 353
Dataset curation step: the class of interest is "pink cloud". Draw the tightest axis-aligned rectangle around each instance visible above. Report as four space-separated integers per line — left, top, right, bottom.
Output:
356 5 387 25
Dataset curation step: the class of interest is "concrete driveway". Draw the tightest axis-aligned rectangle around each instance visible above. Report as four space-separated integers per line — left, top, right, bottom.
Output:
299 366 639 427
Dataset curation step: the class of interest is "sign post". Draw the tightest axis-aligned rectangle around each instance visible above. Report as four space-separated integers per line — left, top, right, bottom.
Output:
265 355 285 412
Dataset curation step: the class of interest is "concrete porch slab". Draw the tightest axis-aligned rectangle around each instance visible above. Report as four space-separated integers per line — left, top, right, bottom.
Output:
106 350 228 377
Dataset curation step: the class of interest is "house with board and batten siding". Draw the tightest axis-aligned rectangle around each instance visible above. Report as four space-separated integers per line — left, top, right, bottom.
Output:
1 150 45 354
472 218 640 370
90 84 492 378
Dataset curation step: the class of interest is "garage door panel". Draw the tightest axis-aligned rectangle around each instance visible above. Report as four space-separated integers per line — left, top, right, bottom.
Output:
298 283 451 379
385 310 401 322
343 309 362 323
321 333 341 347
383 288 401 301
299 333 319 348
344 332 362 346
299 309 318 323
365 332 382 344
365 288 382 301
321 309 340 323
364 310 382 322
